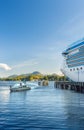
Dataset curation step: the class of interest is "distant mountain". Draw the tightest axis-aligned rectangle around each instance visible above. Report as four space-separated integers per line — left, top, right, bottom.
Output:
20 71 41 76
52 73 58 76
8 75 18 78
20 73 31 76
32 71 41 75
8 71 42 78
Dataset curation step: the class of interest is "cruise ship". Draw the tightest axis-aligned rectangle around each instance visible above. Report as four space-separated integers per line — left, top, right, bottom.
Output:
61 38 84 82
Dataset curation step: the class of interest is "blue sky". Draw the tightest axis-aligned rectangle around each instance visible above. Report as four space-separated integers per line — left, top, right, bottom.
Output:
0 0 84 77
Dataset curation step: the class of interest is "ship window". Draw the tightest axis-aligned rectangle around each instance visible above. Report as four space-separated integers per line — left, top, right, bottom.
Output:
73 68 75 71
77 68 79 70
70 69 72 71
80 67 82 70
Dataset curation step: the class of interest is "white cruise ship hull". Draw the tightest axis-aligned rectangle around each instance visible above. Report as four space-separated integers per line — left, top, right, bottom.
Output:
62 38 84 82
62 64 84 82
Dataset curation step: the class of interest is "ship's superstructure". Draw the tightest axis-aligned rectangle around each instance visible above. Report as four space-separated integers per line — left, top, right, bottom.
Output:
62 38 84 82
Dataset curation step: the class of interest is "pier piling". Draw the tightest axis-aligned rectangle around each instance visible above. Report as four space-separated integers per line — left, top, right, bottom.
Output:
38 80 49 86
54 81 84 93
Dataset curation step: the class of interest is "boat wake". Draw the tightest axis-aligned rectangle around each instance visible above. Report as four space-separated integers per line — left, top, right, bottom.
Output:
26 82 39 89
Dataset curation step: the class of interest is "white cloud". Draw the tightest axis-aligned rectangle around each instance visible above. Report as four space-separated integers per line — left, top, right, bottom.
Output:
0 63 11 71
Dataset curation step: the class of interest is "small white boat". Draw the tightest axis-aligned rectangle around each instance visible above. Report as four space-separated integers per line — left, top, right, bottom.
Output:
10 82 31 92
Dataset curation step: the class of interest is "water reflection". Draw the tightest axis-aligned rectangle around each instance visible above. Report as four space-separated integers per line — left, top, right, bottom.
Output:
9 90 28 102
0 82 84 130
58 90 84 130
0 89 10 103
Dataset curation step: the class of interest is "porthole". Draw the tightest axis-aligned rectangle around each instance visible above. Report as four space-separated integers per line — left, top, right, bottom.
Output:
70 69 72 71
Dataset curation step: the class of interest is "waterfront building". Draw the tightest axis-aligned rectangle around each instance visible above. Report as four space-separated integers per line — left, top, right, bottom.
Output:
61 38 84 82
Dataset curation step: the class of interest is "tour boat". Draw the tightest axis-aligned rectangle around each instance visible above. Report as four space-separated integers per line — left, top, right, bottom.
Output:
10 82 31 92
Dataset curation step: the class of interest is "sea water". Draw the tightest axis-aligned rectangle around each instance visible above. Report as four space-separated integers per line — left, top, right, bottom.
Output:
0 81 84 130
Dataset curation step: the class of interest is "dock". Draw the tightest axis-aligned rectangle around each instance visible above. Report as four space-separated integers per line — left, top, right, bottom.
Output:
38 80 49 86
54 81 84 93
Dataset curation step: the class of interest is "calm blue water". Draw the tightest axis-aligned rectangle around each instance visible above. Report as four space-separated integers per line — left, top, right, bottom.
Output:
0 81 84 130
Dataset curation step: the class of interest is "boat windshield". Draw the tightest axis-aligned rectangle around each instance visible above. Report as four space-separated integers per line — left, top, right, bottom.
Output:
12 82 25 88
